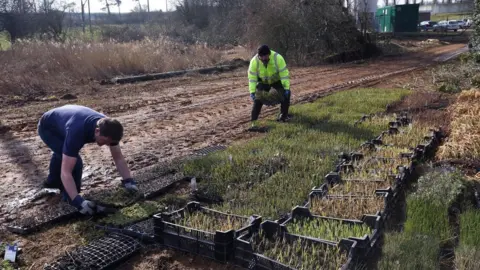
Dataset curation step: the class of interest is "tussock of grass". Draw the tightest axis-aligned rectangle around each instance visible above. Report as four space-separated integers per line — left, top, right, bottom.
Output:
183 88 410 219
459 209 480 246
403 199 451 241
455 245 480 270
438 89 480 160
285 218 371 242
378 233 440 270
456 208 480 269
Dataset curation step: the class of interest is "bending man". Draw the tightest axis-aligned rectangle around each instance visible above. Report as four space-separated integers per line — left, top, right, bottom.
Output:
248 45 291 127
37 105 138 215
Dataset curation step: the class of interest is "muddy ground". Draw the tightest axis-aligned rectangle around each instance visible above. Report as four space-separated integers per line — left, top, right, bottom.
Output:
0 42 467 268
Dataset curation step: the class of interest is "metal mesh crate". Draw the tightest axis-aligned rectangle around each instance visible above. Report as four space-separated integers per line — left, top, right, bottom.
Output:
154 201 262 262
44 233 141 270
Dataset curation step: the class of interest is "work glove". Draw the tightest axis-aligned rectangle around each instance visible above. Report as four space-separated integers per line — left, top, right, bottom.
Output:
284 89 290 97
71 195 96 215
122 178 139 193
250 93 255 101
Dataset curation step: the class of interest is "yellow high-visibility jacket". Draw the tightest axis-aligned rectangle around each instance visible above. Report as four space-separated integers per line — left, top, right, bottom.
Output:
248 50 290 94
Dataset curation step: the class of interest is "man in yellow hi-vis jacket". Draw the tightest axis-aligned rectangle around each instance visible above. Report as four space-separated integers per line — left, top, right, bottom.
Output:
248 45 291 127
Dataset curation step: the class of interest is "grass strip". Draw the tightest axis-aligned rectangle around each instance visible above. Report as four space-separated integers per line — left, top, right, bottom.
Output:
183 88 410 219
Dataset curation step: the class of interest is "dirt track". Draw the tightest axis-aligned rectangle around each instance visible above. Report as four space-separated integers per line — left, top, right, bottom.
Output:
0 43 466 223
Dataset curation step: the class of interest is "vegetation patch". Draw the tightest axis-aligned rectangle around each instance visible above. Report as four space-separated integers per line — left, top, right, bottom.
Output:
310 196 385 220
183 88 410 219
285 218 371 242
252 232 347 270
378 233 440 270
175 211 248 232
100 201 163 226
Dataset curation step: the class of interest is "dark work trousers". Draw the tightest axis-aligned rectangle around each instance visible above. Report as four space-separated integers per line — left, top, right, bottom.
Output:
251 81 290 121
37 118 83 201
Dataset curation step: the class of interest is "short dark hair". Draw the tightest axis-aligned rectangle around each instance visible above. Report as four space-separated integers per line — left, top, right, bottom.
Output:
97 118 123 143
257 44 271 56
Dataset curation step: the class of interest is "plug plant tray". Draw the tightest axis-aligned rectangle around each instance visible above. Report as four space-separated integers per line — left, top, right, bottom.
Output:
6 203 79 235
44 233 141 270
234 220 360 270
154 201 262 262
137 172 188 199
96 218 156 243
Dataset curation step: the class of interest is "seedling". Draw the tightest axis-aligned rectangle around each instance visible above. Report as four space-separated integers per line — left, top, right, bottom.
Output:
285 218 371 242
177 210 248 233
100 201 162 226
310 196 385 219
340 167 397 181
381 125 430 148
252 231 347 270
329 181 391 196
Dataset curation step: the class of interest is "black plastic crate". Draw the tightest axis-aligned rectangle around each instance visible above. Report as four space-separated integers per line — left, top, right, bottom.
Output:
153 201 262 263
43 232 141 270
280 206 382 255
234 220 360 270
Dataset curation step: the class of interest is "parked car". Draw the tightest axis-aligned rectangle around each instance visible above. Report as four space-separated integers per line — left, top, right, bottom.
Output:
433 20 459 32
419 21 437 31
457 20 466 29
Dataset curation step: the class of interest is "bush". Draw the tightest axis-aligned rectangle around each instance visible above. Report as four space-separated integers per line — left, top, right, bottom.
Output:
100 25 148 42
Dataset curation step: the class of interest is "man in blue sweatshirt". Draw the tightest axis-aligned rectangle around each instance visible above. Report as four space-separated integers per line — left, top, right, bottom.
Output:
37 105 138 215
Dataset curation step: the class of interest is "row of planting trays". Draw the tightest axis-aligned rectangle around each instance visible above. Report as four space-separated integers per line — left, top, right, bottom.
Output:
70 113 442 270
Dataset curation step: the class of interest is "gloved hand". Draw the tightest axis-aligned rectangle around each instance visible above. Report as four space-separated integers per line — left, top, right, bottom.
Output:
71 195 96 215
250 93 255 101
122 178 139 193
284 89 290 97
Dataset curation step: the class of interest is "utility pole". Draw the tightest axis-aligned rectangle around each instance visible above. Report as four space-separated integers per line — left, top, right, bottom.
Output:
88 0 93 39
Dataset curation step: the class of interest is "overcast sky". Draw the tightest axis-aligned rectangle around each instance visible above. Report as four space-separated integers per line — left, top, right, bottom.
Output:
82 0 172 13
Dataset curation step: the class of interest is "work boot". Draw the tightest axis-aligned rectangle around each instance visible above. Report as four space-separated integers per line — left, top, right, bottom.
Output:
277 114 291 122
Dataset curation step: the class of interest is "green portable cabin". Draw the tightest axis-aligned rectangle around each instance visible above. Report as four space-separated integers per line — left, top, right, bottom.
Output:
375 4 420 33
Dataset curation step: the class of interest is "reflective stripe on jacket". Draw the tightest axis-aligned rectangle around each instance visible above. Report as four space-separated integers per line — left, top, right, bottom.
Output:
247 50 290 94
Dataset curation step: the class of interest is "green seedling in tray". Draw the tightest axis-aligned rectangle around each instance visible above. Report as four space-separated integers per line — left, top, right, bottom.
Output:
177 211 249 233
100 201 163 226
329 181 391 196
381 125 430 148
340 167 397 181
285 218 371 242
310 196 385 220
255 89 285 105
352 156 408 172
253 231 347 270
361 146 413 159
